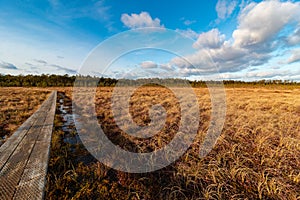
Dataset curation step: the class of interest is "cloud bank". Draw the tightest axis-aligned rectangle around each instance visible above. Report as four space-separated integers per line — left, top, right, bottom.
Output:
169 0 300 77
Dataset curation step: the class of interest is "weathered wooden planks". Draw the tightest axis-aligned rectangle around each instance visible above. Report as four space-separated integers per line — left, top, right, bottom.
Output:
0 91 57 200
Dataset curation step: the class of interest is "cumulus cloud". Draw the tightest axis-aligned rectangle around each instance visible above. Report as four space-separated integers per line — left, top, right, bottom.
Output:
287 48 300 64
168 0 300 77
121 12 164 29
233 0 300 48
171 49 214 70
0 61 18 70
216 0 238 20
140 61 158 69
193 29 225 49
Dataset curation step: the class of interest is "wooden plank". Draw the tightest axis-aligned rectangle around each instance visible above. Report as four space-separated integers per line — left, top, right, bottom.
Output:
13 91 57 200
0 104 42 171
0 91 57 200
0 113 46 200
0 91 55 170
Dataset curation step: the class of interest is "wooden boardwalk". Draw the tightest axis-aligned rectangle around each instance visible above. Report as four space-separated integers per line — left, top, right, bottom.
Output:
0 91 57 200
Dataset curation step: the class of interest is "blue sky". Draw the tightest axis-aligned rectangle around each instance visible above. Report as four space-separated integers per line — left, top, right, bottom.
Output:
0 0 300 81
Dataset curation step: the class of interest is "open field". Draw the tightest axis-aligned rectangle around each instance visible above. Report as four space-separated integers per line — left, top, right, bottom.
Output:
43 86 300 199
0 88 51 145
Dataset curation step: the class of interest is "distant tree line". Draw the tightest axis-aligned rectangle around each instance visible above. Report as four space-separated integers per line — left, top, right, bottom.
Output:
0 74 299 87
190 79 300 87
0 74 76 87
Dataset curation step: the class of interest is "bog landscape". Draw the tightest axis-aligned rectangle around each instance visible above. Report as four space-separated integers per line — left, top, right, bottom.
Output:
0 75 299 199
1 0 300 199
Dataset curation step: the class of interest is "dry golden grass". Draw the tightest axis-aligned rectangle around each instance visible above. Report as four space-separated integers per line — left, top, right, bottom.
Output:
179 88 300 199
0 87 51 142
46 86 300 199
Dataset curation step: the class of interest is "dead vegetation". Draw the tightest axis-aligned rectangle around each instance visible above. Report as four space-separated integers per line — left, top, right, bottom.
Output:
43 86 300 199
0 87 50 144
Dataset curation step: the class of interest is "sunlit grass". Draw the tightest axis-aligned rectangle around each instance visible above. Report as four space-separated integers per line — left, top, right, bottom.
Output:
0 87 50 142
46 86 300 199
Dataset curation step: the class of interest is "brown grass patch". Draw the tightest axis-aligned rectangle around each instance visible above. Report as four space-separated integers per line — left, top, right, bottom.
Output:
0 87 51 143
46 86 300 199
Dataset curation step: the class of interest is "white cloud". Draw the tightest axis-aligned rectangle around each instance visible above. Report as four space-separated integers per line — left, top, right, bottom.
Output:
160 63 174 71
193 29 225 49
287 48 300 64
218 69 292 80
246 70 290 78
140 61 158 69
287 26 300 46
180 17 196 26
171 49 215 70
121 12 164 29
175 28 198 39
168 0 300 78
183 19 196 26
233 0 300 47
216 0 238 20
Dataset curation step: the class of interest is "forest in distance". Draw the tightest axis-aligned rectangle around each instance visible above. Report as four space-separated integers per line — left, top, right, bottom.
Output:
0 74 299 87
